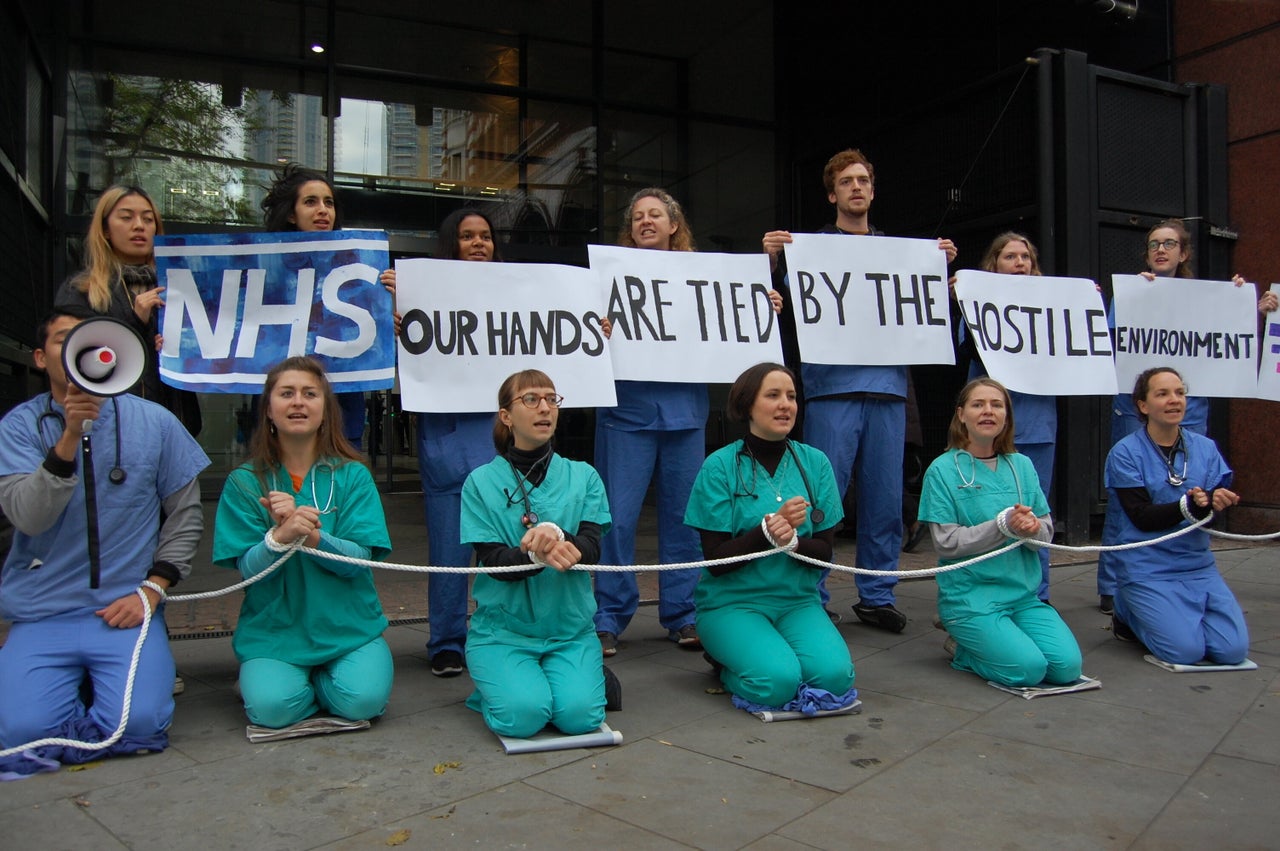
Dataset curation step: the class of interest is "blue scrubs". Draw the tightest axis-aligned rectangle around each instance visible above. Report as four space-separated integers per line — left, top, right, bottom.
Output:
461 453 612 738
685 440 853 707
1103 430 1247 664
1098 299 1208 595
798 364 906 607
918 449 1081 686
337 391 366 450
967 360 1057 600
593 380 705 638
417 412 494 657
0 394 209 771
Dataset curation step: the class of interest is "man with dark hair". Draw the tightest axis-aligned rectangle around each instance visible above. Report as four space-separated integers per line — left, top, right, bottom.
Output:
0 307 208 779
762 149 956 632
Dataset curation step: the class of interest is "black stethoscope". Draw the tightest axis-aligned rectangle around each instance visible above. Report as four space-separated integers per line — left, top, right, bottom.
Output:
503 445 553 529
37 395 127 485
1144 428 1188 487
732 439 825 525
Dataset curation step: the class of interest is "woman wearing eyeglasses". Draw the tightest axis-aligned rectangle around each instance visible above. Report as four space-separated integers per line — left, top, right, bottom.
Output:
918 378 1080 687
459 371 613 738
213 357 393 730
1102 367 1247 665
684 363 854 712
1097 219 1275 614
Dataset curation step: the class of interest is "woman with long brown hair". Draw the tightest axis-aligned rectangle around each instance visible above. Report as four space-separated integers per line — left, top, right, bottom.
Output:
917 378 1081 687
213 356 392 730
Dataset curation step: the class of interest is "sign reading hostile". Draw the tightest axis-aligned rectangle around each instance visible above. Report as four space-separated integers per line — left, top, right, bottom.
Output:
1112 274 1258 399
954 270 1117 396
588 245 782 382
1255 284 1280 403
155 230 394 393
396 258 616 413
782 233 954 366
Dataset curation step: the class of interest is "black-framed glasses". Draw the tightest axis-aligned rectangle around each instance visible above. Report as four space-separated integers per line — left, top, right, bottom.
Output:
508 392 564 409
1147 238 1180 251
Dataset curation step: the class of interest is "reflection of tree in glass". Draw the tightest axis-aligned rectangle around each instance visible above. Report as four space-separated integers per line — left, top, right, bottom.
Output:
98 75 257 225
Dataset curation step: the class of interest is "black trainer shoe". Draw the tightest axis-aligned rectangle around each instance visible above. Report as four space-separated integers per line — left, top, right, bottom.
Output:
1099 595 1115 615
429 649 464 678
1111 615 1138 643
852 601 907 633
702 651 724 675
604 666 623 711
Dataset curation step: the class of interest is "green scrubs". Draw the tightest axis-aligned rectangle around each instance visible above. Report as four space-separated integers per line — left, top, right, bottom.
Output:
918 449 1081 686
685 440 853 708
214 460 392 726
460 453 611 738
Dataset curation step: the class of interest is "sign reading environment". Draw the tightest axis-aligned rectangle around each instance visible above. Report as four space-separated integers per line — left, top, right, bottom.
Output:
953 270 1117 396
587 245 782 382
154 230 395 393
395 258 617 413
1112 274 1259 399
782 233 954 366
1253 284 1280 403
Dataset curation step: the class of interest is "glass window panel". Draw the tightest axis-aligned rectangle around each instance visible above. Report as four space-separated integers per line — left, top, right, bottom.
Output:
527 39 594 98
601 110 680 240
603 50 678 108
687 122 775 252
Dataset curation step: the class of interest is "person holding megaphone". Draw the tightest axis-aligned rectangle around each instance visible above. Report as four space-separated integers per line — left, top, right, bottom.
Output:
0 306 209 780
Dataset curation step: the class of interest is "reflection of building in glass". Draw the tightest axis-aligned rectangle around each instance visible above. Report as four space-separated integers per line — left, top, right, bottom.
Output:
384 104 443 179
243 91 328 212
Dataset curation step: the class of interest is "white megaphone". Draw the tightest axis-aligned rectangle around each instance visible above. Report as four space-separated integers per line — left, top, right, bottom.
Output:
61 316 148 398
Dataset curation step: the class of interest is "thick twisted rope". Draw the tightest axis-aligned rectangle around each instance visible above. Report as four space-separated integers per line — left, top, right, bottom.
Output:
6 512 1270 765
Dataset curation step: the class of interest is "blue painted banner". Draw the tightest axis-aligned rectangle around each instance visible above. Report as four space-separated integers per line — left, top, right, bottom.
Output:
153 230 394 393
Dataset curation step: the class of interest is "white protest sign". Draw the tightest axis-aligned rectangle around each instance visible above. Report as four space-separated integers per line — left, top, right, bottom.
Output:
396 258 617 413
1255 284 1280 402
954 270 1117 396
782 233 954 366
1112 274 1259 399
588 245 782 382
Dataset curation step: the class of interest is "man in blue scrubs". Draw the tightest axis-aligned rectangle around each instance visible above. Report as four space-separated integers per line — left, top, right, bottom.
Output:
762 149 956 632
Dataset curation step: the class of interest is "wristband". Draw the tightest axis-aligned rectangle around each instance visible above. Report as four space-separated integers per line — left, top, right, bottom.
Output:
535 521 565 541
1179 494 1198 523
760 515 799 551
995 508 1014 539
264 528 294 553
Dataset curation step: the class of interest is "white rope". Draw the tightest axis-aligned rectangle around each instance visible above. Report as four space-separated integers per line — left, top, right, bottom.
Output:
7 508 1269 767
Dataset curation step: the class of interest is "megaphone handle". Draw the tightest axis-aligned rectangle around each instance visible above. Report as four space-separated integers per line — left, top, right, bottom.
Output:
81 433 101 589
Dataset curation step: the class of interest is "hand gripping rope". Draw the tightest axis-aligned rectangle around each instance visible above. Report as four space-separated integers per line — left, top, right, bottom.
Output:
4 512 1275 761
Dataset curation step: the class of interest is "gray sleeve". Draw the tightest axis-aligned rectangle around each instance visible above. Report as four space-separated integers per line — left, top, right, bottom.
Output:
929 512 1053 560
0 469 79 536
154 478 204 581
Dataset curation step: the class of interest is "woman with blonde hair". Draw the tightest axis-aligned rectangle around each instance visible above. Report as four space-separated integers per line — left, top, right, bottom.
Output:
54 185 201 435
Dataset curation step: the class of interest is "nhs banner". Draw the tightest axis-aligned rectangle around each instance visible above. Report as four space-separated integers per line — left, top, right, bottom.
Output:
153 230 394 394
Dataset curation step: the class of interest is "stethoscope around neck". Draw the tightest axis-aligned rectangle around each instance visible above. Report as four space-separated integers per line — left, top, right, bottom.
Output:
503 442 554 528
733 438 826 526
954 449 1023 502
38 396 127 485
